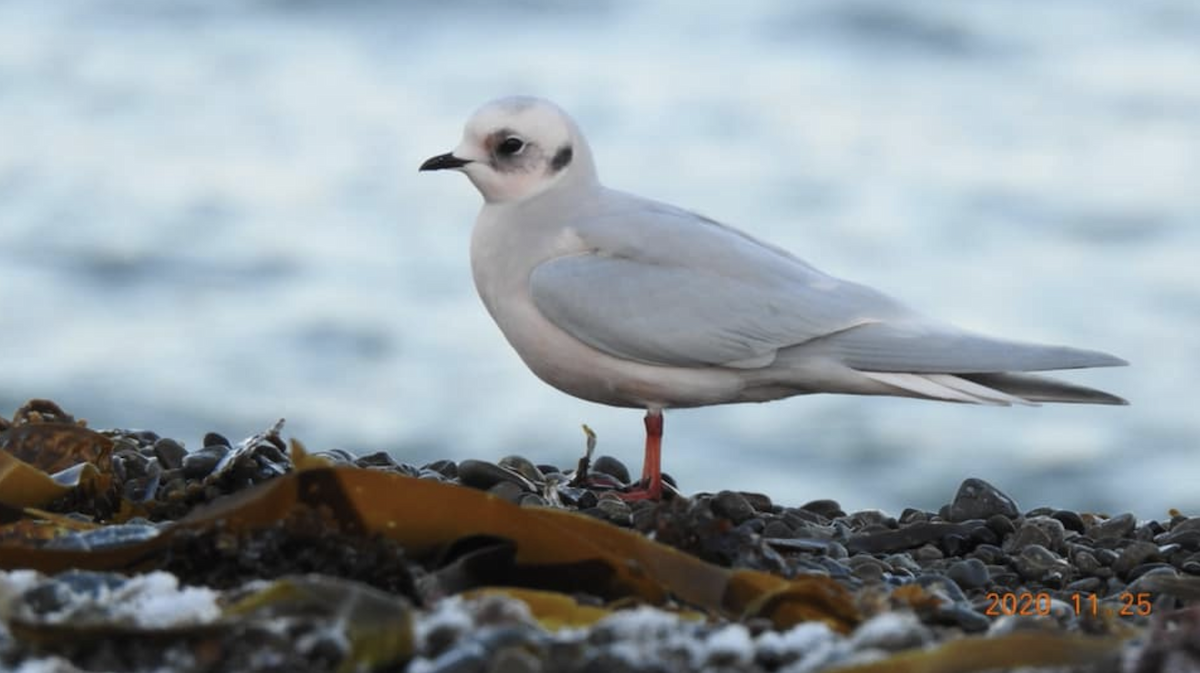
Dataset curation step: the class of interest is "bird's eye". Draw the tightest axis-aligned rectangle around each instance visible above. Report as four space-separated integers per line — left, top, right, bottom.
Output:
497 136 525 156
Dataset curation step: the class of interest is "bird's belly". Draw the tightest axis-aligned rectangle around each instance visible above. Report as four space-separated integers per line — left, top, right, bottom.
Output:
480 286 747 409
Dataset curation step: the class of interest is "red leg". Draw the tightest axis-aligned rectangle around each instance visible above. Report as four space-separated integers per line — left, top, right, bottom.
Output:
620 409 664 501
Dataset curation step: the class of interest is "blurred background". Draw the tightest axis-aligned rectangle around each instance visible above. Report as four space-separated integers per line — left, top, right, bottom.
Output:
0 0 1196 516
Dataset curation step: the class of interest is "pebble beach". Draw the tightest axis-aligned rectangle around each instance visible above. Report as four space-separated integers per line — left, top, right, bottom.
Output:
0 400 1196 672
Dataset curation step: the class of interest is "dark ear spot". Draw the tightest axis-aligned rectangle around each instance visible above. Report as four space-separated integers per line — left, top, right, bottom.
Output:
550 145 573 173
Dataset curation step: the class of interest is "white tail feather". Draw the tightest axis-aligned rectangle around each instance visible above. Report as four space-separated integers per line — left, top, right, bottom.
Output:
860 371 1037 406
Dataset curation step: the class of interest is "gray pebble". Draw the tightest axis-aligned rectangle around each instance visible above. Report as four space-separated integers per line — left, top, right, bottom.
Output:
1013 544 1069 582
847 556 888 581
1127 562 1174 582
1025 516 1067 553
712 491 755 524
1051 510 1085 533
987 565 1021 589
945 478 1019 522
850 613 932 651
1091 512 1136 540
1157 527 1200 550
517 493 548 507
762 520 794 539
202 432 231 448
489 645 543 673
884 553 922 575
1003 523 1050 555
946 558 989 590
424 459 459 479
1126 567 1180 596
937 604 991 633
459 460 535 492
917 575 968 603
355 451 399 468
1066 576 1103 593
181 444 229 479
913 544 944 562
740 492 773 513
594 498 632 526
970 543 1006 565
152 438 187 470
800 499 845 519
986 514 1016 539
590 456 630 484
498 455 545 486
848 509 895 528
1073 550 1102 576
1113 541 1162 577
630 505 656 531
488 481 526 503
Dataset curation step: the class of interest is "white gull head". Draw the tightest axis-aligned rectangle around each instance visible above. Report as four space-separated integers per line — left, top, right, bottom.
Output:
419 96 598 204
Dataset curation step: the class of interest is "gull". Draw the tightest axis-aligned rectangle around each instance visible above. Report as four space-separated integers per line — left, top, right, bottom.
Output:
420 96 1127 500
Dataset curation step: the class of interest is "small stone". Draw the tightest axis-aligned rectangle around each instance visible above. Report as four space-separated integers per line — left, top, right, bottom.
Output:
946 478 1019 522
884 553 922 575
355 451 398 468
1126 566 1181 596
1022 516 1068 553
424 459 458 479
316 448 356 464
1013 544 1068 582
762 520 795 538
1126 562 1174 582
850 612 932 650
594 498 632 526
986 514 1017 539
970 543 1006 566
847 556 887 581
918 575 968 603
1091 512 1136 540
1066 577 1103 593
630 505 657 531
488 481 526 503
152 438 187 470
590 456 630 484
1157 519 1200 550
498 455 545 486
202 432 231 448
1051 510 1086 534
937 605 991 633
1003 521 1051 554
801 499 845 519
987 566 1021 590
1113 541 1161 577
846 522 977 555
712 491 756 524
181 445 229 479
517 493 548 507
489 645 543 673
946 558 990 590
848 509 895 528
913 544 944 562
459 460 535 492
740 492 773 513
899 508 931 524
1074 550 1102 576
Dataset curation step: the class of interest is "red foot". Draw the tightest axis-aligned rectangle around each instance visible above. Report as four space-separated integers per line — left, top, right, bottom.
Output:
618 410 664 501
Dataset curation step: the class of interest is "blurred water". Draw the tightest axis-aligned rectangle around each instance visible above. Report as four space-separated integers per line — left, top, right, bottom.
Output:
1 0 1197 516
